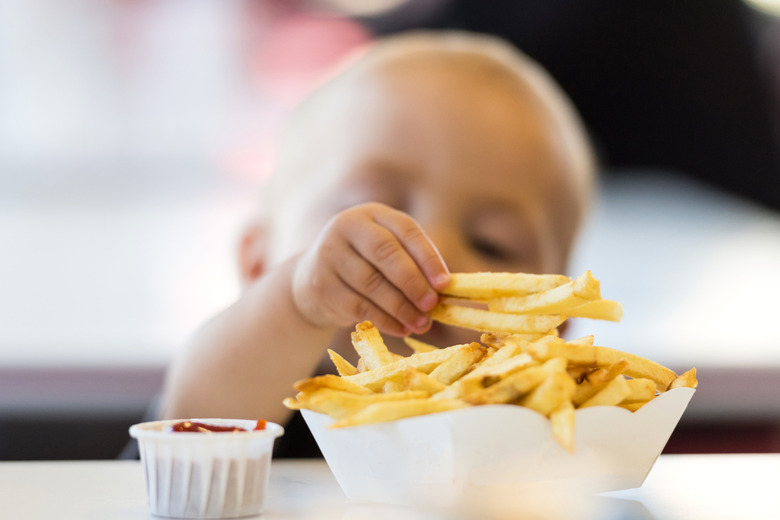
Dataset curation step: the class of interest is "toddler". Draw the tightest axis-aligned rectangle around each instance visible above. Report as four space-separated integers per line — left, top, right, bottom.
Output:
160 31 596 453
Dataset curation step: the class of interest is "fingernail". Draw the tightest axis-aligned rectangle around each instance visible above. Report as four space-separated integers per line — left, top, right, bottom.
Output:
433 272 450 288
415 314 430 329
418 292 438 311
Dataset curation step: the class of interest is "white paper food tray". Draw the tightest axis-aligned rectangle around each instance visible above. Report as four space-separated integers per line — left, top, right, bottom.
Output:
303 387 694 507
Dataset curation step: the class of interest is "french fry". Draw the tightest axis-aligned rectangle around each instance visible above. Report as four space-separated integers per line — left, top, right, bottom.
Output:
403 336 439 353
403 368 447 395
342 343 471 391
382 380 406 393
565 335 595 348
550 400 576 453
480 331 548 349
620 399 654 412
301 388 430 420
330 398 469 428
623 378 658 403
282 397 303 410
669 367 698 389
350 321 396 370
571 360 628 406
579 375 631 408
520 370 576 416
565 299 624 321
462 358 564 405
441 272 570 299
523 337 677 390
587 360 629 386
327 349 357 377
293 374 372 395
431 303 566 334
428 342 486 385
433 352 537 400
487 271 601 315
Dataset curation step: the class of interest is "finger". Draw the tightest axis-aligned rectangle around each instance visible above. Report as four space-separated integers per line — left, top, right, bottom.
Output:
374 207 450 291
324 277 411 337
294 255 411 336
335 249 431 334
349 217 440 313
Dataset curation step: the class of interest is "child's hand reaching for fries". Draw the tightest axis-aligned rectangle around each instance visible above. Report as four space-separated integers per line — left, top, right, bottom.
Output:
291 202 451 337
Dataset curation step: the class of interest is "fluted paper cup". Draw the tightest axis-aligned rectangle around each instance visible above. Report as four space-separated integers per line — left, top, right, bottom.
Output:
129 419 283 518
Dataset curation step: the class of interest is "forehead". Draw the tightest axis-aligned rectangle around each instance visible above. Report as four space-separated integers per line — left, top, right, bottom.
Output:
327 57 582 200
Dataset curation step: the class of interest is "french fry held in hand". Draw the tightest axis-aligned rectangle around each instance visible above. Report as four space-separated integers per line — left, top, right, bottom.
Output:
285 270 697 453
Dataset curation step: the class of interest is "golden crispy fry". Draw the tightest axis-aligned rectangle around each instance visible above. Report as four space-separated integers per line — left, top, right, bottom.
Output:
565 299 624 321
462 358 564 405
487 271 601 315
470 351 538 380
294 388 430 420
623 378 658 403
567 365 592 381
356 358 367 373
475 339 528 363
619 399 655 412
342 343 471 391
523 337 677 391
520 370 576 416
566 335 595 348
351 321 396 370
588 360 629 386
403 368 447 395
293 374 372 395
431 303 566 334
571 379 597 407
571 360 628 406
382 380 406 393
440 272 570 299
329 398 469 428
579 375 631 408
433 352 537 400
403 336 439 353
669 367 698 389
282 397 303 410
327 349 357 377
479 331 549 349
428 342 486 385
550 400 576 453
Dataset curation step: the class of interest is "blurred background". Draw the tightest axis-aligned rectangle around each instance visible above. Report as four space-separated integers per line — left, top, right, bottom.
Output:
1 0 779 459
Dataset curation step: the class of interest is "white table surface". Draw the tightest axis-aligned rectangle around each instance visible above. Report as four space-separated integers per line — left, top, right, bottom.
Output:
1 455 778 520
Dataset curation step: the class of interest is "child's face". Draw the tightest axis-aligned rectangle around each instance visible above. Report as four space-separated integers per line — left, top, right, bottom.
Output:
263 57 591 348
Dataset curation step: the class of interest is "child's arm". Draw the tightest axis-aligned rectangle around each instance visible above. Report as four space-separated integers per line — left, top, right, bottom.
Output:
160 203 450 425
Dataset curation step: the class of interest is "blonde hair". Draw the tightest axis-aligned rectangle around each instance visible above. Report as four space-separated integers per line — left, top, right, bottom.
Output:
259 30 596 220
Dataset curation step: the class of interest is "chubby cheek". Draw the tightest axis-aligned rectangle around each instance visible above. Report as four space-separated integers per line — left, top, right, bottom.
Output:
537 219 572 275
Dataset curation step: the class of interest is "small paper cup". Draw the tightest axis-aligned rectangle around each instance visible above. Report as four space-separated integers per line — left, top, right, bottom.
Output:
129 419 284 518
303 388 694 508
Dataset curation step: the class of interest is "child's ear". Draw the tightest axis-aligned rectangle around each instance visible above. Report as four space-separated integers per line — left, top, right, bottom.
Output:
238 221 269 287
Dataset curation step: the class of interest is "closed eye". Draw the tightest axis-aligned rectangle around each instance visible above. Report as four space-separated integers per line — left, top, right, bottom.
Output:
469 236 519 262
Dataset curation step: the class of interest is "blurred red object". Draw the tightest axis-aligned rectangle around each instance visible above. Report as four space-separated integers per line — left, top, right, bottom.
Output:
248 8 372 106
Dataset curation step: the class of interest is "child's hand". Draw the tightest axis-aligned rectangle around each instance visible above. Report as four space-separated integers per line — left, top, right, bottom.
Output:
292 202 450 337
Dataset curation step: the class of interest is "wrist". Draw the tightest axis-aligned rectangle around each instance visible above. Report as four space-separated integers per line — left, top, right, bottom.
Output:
249 254 339 337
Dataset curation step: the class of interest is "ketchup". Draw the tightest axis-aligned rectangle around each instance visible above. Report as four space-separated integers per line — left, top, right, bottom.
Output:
169 419 267 433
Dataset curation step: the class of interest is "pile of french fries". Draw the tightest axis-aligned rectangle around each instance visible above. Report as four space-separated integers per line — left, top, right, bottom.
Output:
284 271 697 452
